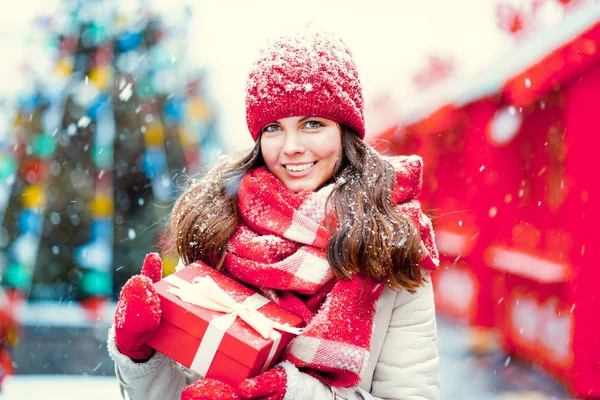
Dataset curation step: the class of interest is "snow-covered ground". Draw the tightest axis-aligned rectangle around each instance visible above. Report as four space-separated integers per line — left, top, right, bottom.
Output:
2 375 121 399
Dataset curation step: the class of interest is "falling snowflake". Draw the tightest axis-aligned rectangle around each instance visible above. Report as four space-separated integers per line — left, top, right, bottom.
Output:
119 83 133 102
77 116 92 128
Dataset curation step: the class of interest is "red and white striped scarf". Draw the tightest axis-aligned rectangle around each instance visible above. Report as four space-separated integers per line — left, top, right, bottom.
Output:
223 155 439 387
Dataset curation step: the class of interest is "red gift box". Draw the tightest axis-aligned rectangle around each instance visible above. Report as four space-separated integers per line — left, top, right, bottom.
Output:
146 262 304 387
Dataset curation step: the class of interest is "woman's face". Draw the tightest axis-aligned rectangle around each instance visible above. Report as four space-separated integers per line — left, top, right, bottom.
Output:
260 116 342 192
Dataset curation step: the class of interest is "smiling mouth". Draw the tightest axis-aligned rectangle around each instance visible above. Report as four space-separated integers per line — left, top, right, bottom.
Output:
284 162 316 172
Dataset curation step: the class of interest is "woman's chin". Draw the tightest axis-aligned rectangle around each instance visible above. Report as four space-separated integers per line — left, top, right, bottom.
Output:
285 178 319 193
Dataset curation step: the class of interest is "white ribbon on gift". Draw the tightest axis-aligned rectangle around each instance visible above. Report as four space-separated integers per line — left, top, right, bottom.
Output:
164 274 303 376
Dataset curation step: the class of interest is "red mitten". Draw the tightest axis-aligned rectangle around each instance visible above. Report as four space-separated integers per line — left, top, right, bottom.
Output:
114 253 163 362
236 367 287 400
181 379 239 400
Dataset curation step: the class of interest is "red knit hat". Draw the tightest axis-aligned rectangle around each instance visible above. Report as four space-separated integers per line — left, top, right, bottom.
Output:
245 26 365 141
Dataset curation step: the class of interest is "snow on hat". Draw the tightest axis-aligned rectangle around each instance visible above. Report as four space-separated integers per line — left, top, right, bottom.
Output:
245 25 365 141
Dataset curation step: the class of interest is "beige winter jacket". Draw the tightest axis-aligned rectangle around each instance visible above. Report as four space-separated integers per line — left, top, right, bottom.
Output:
108 275 440 400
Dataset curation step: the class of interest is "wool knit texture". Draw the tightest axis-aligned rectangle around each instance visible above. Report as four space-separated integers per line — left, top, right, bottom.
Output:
245 26 365 141
222 155 439 388
113 253 164 362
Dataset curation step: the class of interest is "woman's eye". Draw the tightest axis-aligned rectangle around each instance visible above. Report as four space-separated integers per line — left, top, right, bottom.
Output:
263 125 281 133
304 121 324 129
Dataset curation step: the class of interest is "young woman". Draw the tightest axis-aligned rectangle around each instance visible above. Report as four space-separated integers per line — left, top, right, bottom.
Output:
108 26 440 400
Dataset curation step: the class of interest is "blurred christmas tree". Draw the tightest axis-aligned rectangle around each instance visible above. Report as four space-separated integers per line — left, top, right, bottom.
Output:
0 0 218 314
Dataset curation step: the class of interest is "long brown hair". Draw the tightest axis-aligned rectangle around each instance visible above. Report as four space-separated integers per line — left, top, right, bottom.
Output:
170 126 425 292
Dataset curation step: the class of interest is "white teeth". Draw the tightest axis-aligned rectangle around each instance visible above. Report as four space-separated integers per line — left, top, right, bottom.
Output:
285 162 315 172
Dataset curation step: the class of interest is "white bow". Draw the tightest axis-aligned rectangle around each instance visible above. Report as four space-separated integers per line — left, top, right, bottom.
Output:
166 275 303 339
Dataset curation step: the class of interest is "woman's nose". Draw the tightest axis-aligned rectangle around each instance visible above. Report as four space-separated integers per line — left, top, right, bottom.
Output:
282 132 305 155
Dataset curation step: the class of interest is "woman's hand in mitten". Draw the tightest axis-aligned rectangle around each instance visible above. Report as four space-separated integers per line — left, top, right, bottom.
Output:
181 379 239 400
236 367 287 400
114 252 163 362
